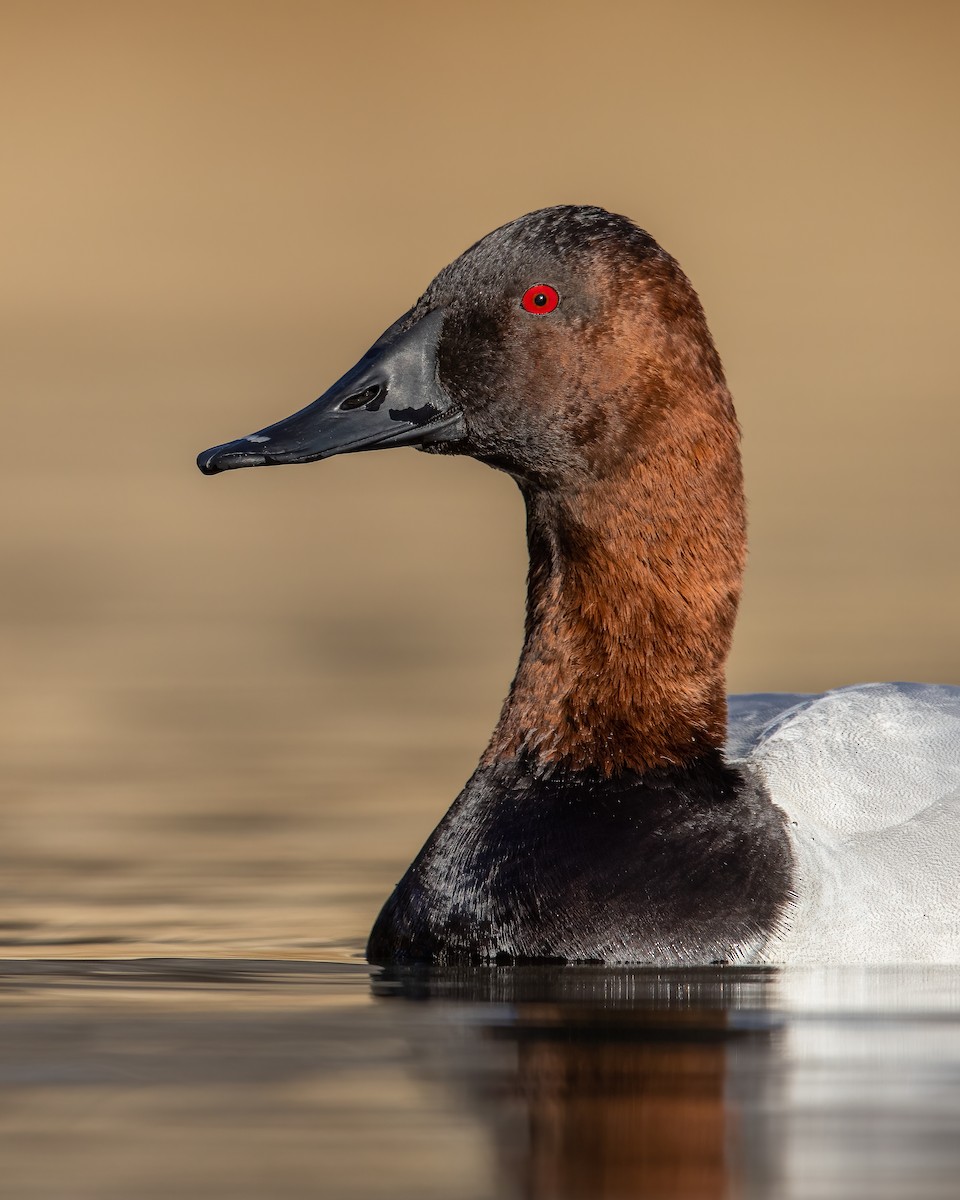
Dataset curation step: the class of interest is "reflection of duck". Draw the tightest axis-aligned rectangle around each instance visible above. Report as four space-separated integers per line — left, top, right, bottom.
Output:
514 1032 730 1200
378 968 759 1200
198 205 960 965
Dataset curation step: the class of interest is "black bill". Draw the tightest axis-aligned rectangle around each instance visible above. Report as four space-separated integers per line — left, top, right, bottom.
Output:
197 309 462 475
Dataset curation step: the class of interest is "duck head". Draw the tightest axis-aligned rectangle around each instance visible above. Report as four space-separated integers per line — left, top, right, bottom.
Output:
197 205 730 491
198 206 745 776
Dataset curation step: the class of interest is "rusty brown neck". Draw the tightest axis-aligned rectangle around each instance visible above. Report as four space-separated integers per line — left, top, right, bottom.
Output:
483 398 746 777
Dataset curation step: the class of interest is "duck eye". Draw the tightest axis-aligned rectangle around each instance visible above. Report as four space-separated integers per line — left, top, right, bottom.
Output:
521 284 560 315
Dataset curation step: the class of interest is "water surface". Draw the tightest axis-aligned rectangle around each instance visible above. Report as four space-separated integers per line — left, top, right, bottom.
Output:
3 959 960 1199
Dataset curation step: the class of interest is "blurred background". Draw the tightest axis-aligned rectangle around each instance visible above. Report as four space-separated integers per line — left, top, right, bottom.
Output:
1 0 958 957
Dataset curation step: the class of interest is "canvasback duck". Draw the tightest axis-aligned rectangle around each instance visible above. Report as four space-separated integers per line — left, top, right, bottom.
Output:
198 206 960 965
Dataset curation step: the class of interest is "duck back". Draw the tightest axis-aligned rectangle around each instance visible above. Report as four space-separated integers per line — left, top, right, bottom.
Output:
728 682 960 963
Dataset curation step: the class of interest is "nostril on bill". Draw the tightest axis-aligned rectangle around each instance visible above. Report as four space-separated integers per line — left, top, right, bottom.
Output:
338 384 384 412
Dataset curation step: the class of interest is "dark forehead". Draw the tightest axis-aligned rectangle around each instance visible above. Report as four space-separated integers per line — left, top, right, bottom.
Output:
474 205 662 261
421 205 665 302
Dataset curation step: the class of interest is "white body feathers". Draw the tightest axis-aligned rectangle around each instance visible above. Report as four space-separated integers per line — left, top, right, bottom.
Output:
728 683 960 963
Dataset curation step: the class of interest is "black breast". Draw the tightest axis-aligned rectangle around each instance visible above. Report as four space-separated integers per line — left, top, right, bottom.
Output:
366 750 795 966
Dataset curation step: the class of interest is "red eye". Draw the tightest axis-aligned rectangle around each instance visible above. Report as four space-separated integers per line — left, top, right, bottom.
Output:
521 284 560 314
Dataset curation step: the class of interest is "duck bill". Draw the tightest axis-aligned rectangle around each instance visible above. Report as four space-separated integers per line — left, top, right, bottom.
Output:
196 309 461 475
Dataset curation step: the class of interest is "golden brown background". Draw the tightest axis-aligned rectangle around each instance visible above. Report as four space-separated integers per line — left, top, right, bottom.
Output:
1 0 958 956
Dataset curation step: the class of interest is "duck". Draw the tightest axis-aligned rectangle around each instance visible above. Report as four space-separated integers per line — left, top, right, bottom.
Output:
197 205 960 966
